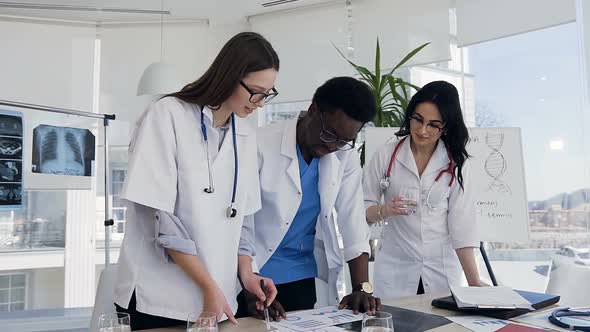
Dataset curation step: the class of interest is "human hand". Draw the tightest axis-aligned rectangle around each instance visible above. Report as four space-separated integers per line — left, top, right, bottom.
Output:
381 197 417 218
202 285 238 324
469 279 491 287
338 291 382 315
243 290 287 321
240 273 277 309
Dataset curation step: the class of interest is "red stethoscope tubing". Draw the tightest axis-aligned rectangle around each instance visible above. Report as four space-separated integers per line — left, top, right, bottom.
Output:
384 136 455 188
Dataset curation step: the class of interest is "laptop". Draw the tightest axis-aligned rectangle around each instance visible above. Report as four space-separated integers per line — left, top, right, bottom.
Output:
431 290 560 319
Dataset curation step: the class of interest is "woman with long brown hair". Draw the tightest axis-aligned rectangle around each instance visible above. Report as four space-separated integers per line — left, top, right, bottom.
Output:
114 32 280 330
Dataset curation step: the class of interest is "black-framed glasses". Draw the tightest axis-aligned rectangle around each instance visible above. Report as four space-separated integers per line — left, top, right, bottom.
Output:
409 115 445 133
240 81 278 103
318 112 355 151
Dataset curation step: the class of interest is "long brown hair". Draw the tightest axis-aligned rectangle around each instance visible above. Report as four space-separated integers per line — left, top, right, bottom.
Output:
166 32 279 109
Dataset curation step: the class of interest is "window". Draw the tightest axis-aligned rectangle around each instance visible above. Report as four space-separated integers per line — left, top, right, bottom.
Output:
96 146 129 248
0 273 27 312
0 191 66 251
260 101 309 127
111 169 127 237
464 22 590 291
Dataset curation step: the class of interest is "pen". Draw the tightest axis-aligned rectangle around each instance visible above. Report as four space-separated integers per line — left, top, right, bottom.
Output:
260 279 270 330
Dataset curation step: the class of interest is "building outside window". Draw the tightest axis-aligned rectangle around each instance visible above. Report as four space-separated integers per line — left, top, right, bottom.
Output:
0 273 26 312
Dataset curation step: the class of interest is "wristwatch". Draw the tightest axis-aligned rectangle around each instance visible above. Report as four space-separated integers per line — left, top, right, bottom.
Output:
353 281 374 294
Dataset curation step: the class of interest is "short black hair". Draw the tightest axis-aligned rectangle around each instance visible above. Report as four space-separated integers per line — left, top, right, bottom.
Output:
312 77 376 123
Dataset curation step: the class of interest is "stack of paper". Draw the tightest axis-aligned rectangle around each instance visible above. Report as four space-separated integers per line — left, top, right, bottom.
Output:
450 286 533 310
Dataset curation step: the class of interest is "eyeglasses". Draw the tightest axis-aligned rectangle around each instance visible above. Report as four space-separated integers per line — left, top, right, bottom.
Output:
410 115 445 134
240 81 278 103
318 112 355 151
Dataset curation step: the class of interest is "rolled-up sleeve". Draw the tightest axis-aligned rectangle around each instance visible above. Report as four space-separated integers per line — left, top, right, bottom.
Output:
154 210 198 263
238 214 256 257
238 145 262 258
447 160 480 249
336 151 371 262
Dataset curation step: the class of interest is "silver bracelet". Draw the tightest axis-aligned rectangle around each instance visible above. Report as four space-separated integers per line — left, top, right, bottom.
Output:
377 204 385 226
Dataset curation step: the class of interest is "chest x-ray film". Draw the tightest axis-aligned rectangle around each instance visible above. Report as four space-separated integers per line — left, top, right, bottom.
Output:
31 124 95 177
0 110 24 209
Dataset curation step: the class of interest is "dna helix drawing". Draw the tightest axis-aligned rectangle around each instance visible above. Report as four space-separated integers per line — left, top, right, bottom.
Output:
484 132 512 195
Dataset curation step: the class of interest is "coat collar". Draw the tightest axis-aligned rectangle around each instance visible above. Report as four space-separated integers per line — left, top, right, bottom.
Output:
280 118 344 192
201 105 251 136
281 119 302 192
396 137 450 178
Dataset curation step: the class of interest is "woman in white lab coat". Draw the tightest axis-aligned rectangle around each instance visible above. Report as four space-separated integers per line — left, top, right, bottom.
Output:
113 32 280 330
363 81 487 300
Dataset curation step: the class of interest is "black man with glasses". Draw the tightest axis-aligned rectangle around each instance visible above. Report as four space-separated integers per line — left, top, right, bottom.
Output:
236 77 380 320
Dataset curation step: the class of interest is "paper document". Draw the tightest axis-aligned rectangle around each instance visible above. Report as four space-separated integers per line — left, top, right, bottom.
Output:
450 286 533 310
447 315 509 332
270 306 361 331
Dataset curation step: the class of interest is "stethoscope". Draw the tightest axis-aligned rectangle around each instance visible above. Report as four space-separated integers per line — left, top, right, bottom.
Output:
549 307 590 331
201 110 238 218
380 136 455 209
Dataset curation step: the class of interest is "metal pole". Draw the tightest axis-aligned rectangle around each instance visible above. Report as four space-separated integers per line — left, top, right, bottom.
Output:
480 241 498 286
0 99 115 120
104 119 113 267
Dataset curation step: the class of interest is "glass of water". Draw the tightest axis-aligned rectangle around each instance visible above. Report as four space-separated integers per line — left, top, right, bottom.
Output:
98 313 131 332
362 311 394 332
399 187 419 215
187 312 218 332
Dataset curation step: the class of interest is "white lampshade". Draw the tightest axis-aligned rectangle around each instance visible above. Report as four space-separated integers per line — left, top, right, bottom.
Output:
136 62 182 96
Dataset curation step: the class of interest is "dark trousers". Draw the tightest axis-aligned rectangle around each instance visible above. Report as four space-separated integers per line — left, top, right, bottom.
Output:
417 277 425 295
115 291 185 331
236 277 317 317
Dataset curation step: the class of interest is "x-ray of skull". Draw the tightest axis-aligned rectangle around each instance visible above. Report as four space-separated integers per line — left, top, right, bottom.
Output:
31 125 95 177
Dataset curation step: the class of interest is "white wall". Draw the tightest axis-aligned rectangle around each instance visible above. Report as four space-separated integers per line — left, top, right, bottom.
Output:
250 3 349 103
353 0 452 69
250 0 452 103
0 20 95 110
99 22 209 147
28 268 65 310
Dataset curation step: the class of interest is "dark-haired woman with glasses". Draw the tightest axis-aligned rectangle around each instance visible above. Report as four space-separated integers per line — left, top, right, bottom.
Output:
363 80 488 300
114 32 280 330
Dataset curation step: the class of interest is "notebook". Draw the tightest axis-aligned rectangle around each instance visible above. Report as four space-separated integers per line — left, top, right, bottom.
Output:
450 286 533 310
432 290 560 320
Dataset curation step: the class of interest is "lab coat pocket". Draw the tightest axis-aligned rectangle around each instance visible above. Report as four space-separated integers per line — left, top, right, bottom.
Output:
424 194 449 218
373 241 410 299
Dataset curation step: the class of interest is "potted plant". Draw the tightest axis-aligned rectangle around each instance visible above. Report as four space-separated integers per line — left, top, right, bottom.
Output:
334 39 429 164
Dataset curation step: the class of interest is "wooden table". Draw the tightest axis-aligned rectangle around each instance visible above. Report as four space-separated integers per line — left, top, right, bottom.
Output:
140 292 474 331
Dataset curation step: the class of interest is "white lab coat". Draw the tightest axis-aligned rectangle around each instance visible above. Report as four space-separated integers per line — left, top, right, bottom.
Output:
114 97 261 321
241 119 370 305
363 137 478 299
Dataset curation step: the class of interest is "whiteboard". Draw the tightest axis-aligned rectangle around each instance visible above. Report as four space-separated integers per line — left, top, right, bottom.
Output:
365 127 530 243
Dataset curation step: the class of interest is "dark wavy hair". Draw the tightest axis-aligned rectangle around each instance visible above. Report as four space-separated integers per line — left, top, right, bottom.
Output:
396 80 469 189
166 32 279 108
